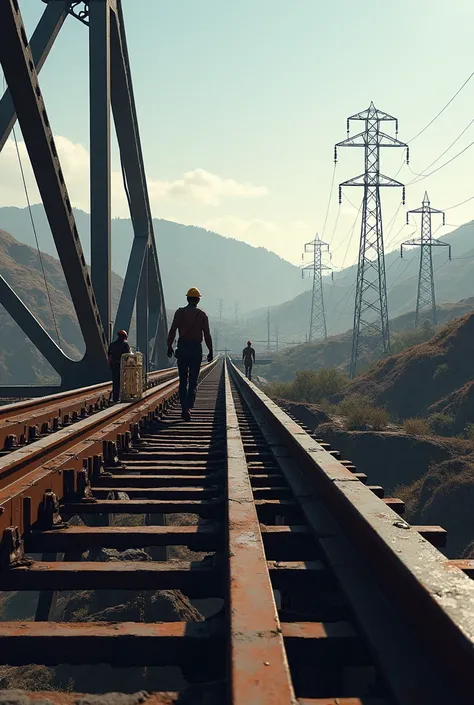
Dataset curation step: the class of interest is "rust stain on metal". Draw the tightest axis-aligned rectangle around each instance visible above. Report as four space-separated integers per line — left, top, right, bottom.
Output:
224 362 296 705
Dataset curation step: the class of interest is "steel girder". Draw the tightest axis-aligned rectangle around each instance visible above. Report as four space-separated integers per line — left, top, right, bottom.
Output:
0 0 168 395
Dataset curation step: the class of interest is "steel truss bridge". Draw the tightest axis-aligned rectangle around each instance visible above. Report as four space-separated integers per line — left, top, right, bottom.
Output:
0 3 473 704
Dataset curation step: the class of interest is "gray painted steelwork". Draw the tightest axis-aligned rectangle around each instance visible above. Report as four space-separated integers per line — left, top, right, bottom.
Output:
0 0 168 395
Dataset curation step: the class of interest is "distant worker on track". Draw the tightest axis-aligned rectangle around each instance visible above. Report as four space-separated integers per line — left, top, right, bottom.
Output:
108 329 130 402
242 341 256 381
167 287 213 421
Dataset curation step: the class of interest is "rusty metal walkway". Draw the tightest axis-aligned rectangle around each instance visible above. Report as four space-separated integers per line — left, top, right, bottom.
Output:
0 359 472 703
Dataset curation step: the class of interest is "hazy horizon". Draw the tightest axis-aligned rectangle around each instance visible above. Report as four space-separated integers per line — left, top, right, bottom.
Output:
1 0 474 271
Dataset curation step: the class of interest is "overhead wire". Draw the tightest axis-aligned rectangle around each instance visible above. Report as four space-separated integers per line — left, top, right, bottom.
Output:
319 69 474 337
320 162 337 240
408 116 474 180
443 194 474 211
407 69 474 143
11 127 62 347
406 139 474 185
1 74 61 347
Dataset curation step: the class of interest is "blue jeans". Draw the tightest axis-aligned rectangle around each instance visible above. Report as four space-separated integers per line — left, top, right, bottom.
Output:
177 341 202 410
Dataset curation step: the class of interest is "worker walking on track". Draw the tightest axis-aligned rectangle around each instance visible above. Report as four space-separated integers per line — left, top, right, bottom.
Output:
108 329 130 402
167 287 213 421
242 340 256 381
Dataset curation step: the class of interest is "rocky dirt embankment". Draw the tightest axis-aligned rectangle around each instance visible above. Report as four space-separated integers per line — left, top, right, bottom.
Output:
278 399 474 558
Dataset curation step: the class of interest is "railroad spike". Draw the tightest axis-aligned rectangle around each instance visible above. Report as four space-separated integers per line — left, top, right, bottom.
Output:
39 491 67 530
62 468 76 498
0 527 28 569
4 434 17 450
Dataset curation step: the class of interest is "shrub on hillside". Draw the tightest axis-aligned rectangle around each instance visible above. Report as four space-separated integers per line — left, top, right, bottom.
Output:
390 322 436 355
463 422 474 441
403 418 431 436
263 381 294 400
337 395 389 430
345 405 389 431
264 368 348 404
428 412 455 436
336 394 372 416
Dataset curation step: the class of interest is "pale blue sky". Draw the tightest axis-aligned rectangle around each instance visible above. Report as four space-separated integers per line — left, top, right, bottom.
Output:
2 0 474 269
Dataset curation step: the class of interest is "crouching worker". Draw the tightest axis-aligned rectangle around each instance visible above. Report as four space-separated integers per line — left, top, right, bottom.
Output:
108 329 130 402
167 287 213 421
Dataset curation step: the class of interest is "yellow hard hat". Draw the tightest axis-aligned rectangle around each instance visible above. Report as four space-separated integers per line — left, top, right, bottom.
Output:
186 287 201 298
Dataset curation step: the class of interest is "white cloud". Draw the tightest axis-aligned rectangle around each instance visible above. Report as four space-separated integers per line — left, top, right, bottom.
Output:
203 215 277 248
148 168 267 206
0 135 268 214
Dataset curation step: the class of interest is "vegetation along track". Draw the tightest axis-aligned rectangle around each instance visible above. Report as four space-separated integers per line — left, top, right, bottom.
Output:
0 359 472 702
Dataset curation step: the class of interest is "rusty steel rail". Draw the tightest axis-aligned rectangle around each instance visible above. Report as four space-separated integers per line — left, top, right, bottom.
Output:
0 360 216 539
0 365 177 454
0 358 470 703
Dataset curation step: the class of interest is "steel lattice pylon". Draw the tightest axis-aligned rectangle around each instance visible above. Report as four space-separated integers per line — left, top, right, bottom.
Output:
401 192 451 328
335 102 409 378
301 235 331 341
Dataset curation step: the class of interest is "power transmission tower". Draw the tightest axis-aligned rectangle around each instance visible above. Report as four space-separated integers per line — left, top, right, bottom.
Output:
335 102 409 378
401 192 451 328
267 308 271 353
213 327 220 353
234 301 239 326
218 299 223 324
301 234 332 341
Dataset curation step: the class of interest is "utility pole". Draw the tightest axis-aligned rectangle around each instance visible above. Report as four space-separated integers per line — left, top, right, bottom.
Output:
335 102 409 378
218 299 223 325
401 192 451 328
267 308 270 353
274 324 279 352
301 234 331 341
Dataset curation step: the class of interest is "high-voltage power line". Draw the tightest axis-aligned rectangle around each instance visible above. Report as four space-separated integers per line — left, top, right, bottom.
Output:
301 234 332 341
401 192 451 328
335 102 409 378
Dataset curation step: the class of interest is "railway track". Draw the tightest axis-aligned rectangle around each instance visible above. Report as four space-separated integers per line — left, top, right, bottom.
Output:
0 366 177 452
0 358 472 703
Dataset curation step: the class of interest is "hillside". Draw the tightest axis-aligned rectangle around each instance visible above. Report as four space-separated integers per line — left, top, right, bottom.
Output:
263 297 474 382
0 229 123 385
246 220 474 340
0 206 309 317
343 311 474 427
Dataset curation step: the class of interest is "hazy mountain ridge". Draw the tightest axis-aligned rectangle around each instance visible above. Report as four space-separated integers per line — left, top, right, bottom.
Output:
0 206 309 317
263 297 474 382
246 220 474 341
0 229 124 385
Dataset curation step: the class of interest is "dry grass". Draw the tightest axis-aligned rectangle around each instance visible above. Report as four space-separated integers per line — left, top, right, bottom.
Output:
403 418 431 436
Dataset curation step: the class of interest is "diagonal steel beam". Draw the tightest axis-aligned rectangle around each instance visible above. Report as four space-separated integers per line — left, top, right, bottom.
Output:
0 0 109 383
89 0 112 344
0 0 70 152
0 275 71 377
136 246 149 372
110 1 167 362
114 236 147 335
